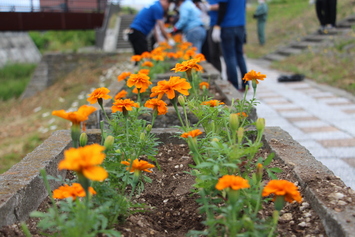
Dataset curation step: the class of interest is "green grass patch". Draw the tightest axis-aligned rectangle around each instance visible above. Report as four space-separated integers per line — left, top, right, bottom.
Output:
29 30 95 53
0 63 37 101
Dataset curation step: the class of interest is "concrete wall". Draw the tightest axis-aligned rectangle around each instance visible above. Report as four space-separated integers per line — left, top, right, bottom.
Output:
0 32 42 68
20 52 116 99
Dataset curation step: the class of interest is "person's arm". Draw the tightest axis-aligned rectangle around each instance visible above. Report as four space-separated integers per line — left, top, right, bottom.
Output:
157 19 170 41
209 4 218 11
216 2 227 26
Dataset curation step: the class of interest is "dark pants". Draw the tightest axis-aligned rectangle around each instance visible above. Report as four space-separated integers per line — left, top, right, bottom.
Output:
315 0 337 26
220 26 248 90
207 28 222 72
128 28 148 55
257 20 266 45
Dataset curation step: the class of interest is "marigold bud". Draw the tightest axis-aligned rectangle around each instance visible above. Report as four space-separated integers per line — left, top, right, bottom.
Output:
104 135 114 150
146 124 152 132
178 95 186 106
79 133 88 147
237 127 244 144
140 132 145 141
256 118 265 131
229 113 239 131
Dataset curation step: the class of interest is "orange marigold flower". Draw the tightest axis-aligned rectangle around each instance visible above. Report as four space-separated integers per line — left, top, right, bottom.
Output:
178 42 193 50
151 54 165 61
199 82 210 89
111 99 139 113
141 51 151 59
58 144 108 182
183 49 196 60
145 98 168 115
175 51 184 59
215 175 250 191
180 129 203 138
237 112 248 117
131 55 142 62
194 53 206 61
127 73 152 91
171 58 203 73
242 70 266 84
167 52 177 59
87 87 112 104
201 100 225 107
117 71 131 81
141 61 154 67
114 90 128 100
52 183 96 200
52 105 97 125
138 69 150 75
121 159 155 173
262 180 302 203
150 76 191 99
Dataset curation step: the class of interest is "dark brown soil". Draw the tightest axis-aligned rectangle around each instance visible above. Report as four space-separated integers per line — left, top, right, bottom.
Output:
0 143 329 237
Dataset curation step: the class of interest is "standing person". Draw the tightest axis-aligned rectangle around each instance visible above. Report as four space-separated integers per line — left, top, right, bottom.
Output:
253 0 268 46
173 0 207 53
128 0 174 55
211 0 249 91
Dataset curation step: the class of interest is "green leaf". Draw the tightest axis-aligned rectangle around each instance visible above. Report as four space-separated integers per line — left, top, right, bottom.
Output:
264 152 275 166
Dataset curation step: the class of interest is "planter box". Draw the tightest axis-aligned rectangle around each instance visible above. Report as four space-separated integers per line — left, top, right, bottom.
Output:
86 62 257 129
1 127 355 237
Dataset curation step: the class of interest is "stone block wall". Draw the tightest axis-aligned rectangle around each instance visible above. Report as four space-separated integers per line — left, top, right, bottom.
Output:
0 32 42 68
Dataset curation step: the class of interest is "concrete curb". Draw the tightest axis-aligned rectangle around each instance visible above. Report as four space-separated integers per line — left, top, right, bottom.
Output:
1 128 355 236
264 127 355 237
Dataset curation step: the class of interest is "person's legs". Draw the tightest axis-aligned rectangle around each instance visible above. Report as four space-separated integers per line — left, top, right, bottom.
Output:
221 27 239 89
128 29 148 55
315 0 326 27
207 28 222 72
257 20 266 45
327 0 337 27
185 26 207 53
235 26 249 89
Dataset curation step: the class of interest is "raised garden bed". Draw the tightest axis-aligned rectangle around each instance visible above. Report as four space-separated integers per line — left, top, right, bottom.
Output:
1 128 355 236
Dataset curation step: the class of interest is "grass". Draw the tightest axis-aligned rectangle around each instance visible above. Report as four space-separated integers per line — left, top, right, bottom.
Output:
0 64 37 101
245 0 355 95
0 55 120 174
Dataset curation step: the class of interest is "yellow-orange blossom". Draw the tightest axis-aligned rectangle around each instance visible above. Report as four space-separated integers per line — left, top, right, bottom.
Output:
58 144 108 182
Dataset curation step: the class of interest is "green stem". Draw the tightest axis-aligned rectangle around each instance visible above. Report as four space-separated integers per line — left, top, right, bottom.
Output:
171 98 186 131
268 210 279 237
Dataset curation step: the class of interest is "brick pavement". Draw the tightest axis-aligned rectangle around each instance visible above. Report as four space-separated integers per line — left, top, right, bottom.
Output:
244 58 355 189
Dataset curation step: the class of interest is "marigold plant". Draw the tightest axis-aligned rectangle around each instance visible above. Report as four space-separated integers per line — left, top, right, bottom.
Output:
201 100 225 107
215 175 250 191
150 76 191 99
171 58 203 73
52 105 97 126
262 180 302 203
87 87 112 104
131 55 142 62
181 129 203 138
141 61 154 67
58 144 108 182
117 72 131 81
145 98 168 115
52 183 96 200
199 82 210 89
121 159 155 173
114 90 128 100
127 73 152 92
111 99 139 113
242 70 266 84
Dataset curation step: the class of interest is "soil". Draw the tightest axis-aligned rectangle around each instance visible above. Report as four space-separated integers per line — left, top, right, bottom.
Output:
0 143 330 237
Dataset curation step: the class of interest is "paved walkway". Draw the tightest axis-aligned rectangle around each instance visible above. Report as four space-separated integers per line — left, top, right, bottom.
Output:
244 58 355 190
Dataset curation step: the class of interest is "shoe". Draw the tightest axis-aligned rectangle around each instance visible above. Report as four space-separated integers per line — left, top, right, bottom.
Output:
277 74 304 82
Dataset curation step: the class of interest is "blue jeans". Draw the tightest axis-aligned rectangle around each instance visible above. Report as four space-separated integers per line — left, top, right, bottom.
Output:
185 26 207 54
220 26 249 89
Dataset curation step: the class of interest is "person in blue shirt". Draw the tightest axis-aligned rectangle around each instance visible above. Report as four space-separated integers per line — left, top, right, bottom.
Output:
212 0 249 91
173 0 207 53
128 0 173 55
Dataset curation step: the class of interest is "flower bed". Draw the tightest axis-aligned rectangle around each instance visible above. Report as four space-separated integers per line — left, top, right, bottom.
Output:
1 43 355 236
